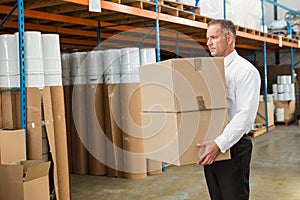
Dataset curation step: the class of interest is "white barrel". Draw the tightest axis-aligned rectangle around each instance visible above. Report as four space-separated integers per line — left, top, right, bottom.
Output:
277 76 281 84
0 60 19 75
104 74 121 84
72 76 87 85
27 73 45 89
16 31 43 59
280 75 287 84
42 34 60 59
120 73 140 83
284 84 290 92
70 52 87 76
285 75 291 84
0 34 17 61
275 113 285 122
278 93 284 101
272 84 277 93
86 50 104 76
44 74 62 86
140 48 156 66
120 47 140 65
0 75 20 87
289 83 295 93
277 84 284 93
87 75 103 84
103 49 121 75
283 92 290 101
276 107 284 114
44 59 62 74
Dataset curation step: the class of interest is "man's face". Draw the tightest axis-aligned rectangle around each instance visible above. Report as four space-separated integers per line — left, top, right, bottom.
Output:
206 24 230 57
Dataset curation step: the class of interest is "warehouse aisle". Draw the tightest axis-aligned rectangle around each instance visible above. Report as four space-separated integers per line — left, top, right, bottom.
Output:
70 125 300 200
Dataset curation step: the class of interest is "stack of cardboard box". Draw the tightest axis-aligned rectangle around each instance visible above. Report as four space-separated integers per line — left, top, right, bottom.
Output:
139 57 231 166
0 129 51 200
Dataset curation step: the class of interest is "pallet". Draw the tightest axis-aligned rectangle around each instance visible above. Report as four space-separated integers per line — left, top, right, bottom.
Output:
249 125 275 138
274 118 295 126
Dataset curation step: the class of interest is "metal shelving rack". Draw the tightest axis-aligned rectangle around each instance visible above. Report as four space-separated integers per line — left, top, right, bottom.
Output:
1 0 300 156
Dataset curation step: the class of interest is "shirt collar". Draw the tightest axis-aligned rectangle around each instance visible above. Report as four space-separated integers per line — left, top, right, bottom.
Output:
224 50 237 68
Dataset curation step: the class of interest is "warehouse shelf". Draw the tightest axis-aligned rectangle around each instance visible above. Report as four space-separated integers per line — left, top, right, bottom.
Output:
1 0 300 57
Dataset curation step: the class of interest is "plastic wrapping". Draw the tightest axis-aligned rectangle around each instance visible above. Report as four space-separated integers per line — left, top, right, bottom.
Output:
200 0 262 31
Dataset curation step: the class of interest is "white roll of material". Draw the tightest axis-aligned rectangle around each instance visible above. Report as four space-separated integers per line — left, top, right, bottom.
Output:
120 47 140 65
0 75 20 87
278 93 284 101
0 34 18 61
70 52 87 76
61 53 71 77
103 49 121 75
104 74 121 84
44 74 62 86
72 76 87 85
27 73 45 89
120 73 140 83
87 75 103 84
277 84 284 93
140 48 156 66
86 50 104 76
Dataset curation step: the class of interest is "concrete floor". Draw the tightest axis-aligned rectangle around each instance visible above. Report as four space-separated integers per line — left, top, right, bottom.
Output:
71 125 300 200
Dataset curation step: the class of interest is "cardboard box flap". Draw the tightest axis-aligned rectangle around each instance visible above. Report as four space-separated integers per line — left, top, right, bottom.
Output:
23 161 50 182
0 163 23 182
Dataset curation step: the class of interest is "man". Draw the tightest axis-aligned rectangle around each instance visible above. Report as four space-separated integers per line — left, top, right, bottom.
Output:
197 19 261 200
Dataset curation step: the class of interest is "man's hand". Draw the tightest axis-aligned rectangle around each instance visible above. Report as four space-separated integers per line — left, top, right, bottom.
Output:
196 141 220 165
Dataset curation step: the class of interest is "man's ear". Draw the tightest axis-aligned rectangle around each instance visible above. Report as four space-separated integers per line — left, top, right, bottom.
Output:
226 33 234 45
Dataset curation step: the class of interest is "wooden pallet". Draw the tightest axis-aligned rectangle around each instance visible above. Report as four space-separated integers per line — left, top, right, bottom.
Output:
249 125 275 138
274 118 295 126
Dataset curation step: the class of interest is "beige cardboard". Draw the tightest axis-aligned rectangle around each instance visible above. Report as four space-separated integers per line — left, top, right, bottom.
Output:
104 84 123 178
63 85 73 173
0 129 26 164
0 92 2 128
86 84 107 176
147 159 162 175
256 101 274 126
71 84 89 175
141 109 230 166
49 86 71 200
139 57 226 112
1 90 19 129
120 83 147 179
0 160 50 200
26 88 43 160
42 87 60 200
274 100 295 121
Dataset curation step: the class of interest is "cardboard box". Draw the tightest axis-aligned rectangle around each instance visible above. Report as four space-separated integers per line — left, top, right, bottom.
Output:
141 109 231 166
139 57 227 112
255 100 274 126
0 160 50 200
274 100 295 121
0 129 26 164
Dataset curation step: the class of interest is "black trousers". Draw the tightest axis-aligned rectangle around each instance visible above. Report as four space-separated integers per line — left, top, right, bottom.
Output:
204 135 252 200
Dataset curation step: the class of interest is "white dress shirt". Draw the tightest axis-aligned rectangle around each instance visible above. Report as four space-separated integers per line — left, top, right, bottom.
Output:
214 50 261 153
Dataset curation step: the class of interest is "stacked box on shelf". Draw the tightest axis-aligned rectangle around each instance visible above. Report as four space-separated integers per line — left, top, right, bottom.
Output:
139 57 230 166
255 94 275 127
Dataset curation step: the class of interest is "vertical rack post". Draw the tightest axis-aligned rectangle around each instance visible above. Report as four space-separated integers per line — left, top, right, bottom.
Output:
223 0 226 19
18 0 27 148
261 0 269 132
97 20 101 50
154 0 160 62
288 11 295 83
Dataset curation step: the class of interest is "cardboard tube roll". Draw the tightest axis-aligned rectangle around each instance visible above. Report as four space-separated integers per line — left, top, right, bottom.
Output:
72 84 89 175
86 84 107 176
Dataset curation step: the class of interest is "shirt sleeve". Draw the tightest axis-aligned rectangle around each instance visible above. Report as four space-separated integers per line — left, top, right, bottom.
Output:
214 67 261 153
